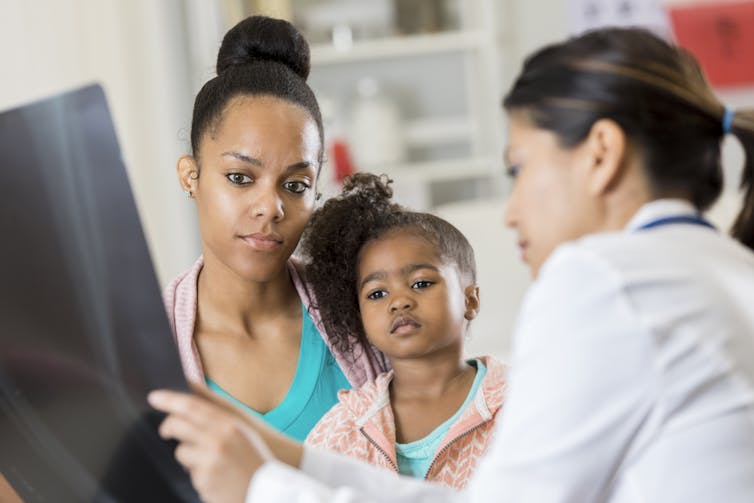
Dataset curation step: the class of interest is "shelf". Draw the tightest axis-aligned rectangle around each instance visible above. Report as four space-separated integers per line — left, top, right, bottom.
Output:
403 116 473 147
311 30 490 65
370 157 500 183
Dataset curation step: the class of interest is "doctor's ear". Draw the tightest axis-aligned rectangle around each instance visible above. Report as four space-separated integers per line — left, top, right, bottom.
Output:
582 119 627 196
464 284 480 321
176 156 199 198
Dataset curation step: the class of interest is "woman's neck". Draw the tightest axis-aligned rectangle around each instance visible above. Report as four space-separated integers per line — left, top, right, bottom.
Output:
197 251 300 337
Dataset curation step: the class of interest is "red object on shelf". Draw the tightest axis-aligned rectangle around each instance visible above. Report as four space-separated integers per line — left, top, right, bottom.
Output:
669 1 754 87
331 139 356 183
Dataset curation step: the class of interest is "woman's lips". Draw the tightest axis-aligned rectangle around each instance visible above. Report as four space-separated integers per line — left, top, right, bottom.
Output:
240 232 283 251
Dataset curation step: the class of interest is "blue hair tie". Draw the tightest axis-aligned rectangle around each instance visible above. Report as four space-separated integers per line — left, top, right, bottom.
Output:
722 107 735 134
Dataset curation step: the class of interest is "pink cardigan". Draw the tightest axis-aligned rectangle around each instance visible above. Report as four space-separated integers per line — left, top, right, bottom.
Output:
305 355 506 489
162 256 388 388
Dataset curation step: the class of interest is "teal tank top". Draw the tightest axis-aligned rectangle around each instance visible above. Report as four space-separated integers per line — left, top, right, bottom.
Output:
205 303 351 441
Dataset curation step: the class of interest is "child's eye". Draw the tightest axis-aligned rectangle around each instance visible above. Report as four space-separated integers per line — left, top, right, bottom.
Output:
366 289 388 300
506 164 521 179
283 180 310 194
226 173 252 185
411 280 434 290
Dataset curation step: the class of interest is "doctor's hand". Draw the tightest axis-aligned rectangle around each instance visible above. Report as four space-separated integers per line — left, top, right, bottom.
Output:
148 387 274 503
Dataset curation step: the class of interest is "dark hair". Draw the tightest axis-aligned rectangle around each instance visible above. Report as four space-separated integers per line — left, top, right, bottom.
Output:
503 27 754 250
189 16 324 164
300 173 477 359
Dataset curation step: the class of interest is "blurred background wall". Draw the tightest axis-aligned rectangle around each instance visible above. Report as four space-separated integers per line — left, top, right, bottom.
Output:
1 0 752 360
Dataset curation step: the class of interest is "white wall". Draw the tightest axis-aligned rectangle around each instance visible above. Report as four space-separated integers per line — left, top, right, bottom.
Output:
0 0 202 286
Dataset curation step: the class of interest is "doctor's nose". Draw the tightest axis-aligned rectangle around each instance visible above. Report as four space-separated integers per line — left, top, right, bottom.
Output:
503 196 518 229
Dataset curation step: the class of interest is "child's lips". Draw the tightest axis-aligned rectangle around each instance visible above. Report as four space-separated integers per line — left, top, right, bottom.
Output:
390 315 421 335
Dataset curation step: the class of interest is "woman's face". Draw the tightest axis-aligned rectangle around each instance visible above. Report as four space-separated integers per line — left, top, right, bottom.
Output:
184 95 320 282
504 111 600 278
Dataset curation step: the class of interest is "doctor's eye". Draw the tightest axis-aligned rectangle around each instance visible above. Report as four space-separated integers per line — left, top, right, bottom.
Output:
506 164 521 179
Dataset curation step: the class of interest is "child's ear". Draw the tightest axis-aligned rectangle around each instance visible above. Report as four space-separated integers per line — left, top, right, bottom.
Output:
464 284 480 321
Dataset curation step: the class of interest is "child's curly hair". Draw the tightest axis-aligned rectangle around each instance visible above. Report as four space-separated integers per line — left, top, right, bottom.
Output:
300 172 477 362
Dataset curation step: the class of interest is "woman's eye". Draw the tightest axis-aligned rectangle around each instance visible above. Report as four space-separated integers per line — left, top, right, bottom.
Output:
226 173 252 185
284 180 310 194
412 280 434 290
366 290 388 300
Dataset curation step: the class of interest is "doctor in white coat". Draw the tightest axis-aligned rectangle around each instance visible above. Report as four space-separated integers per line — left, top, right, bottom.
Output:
149 27 754 503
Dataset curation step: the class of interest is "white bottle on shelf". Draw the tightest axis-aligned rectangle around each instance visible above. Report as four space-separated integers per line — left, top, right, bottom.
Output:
349 77 406 171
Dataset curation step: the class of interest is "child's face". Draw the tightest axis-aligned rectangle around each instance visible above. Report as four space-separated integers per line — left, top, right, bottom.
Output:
356 229 479 362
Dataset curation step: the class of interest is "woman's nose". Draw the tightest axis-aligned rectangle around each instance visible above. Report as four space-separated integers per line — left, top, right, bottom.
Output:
251 186 284 221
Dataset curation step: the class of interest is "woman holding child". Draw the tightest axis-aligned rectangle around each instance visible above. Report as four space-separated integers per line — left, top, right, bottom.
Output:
162 15 388 442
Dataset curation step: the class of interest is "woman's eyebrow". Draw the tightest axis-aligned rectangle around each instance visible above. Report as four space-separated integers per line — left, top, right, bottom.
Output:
221 153 314 173
222 151 262 166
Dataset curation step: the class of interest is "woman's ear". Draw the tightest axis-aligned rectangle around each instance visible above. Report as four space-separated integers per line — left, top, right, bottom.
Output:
464 284 480 321
176 155 199 198
583 118 627 197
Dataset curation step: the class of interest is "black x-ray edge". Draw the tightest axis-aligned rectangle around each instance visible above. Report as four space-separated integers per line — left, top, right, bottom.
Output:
0 85 200 502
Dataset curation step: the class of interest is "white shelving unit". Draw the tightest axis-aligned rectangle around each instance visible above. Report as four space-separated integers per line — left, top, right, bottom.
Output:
221 0 507 210
310 29 491 64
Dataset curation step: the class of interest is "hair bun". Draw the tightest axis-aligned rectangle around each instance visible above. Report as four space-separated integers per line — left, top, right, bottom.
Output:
340 173 395 206
216 16 311 80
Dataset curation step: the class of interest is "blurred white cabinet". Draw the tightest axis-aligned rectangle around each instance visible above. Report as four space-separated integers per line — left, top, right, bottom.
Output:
223 0 508 210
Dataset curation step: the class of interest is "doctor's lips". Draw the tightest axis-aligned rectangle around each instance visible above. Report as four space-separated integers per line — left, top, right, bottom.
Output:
240 232 283 251
517 239 529 259
390 315 421 335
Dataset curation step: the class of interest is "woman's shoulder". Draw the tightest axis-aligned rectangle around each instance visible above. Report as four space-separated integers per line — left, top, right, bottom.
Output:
163 256 203 308
162 256 203 338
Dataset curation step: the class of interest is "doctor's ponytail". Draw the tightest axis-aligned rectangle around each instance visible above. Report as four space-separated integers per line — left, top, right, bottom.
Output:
727 109 754 250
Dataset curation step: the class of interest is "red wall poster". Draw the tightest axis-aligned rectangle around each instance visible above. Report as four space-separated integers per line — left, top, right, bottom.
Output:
669 1 754 87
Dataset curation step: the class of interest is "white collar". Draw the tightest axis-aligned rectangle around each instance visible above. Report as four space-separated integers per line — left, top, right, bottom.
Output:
625 199 699 232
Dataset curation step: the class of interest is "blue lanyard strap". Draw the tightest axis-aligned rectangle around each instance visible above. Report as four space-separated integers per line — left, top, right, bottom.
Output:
636 215 716 232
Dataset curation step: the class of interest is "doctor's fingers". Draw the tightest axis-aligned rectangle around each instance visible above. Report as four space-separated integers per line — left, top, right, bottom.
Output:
158 412 212 445
149 389 237 428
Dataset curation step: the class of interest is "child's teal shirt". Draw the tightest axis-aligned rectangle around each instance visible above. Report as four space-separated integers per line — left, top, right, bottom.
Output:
395 359 487 478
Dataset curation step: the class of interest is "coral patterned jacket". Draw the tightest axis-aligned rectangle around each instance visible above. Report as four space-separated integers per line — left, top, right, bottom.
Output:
305 355 506 489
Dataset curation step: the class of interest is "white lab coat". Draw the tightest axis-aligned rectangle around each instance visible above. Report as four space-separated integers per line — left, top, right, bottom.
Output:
247 199 754 502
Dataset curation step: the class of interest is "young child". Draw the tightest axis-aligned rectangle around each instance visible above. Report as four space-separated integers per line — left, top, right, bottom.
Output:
300 173 506 489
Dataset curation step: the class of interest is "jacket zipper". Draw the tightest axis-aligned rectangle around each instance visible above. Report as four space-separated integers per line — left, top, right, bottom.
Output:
360 427 399 472
424 422 486 480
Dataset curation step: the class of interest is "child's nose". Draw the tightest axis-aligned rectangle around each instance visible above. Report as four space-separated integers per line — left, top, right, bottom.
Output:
389 295 415 312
